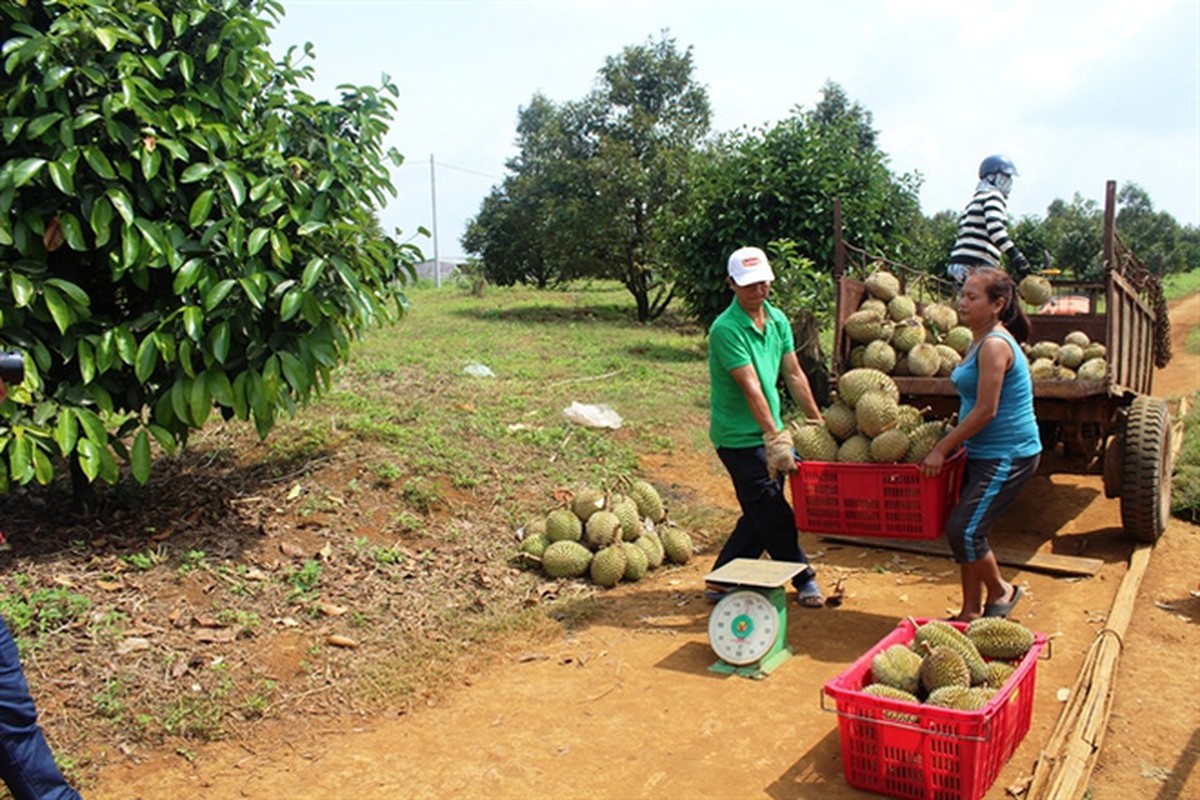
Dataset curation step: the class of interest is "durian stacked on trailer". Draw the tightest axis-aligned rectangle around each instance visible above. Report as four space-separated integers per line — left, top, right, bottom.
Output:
1023 330 1108 382
516 478 695 587
860 618 1038 712
843 267 971 380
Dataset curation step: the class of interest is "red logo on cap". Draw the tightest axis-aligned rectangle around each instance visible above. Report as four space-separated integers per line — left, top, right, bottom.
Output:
742 257 760 267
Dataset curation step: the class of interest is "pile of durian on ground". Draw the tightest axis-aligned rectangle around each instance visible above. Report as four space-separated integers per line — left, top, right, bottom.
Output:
845 268 1108 383
861 617 1037 714
515 478 695 588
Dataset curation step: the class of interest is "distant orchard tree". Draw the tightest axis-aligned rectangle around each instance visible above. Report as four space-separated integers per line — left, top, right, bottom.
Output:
0 0 418 505
463 32 711 321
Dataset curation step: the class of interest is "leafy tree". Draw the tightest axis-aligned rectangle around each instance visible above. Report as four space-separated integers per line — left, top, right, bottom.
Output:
671 82 921 400
0 0 417 504
463 32 711 321
1117 183 1192 274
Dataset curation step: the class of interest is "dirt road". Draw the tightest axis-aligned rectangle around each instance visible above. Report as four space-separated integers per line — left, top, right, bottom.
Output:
92 296 1200 799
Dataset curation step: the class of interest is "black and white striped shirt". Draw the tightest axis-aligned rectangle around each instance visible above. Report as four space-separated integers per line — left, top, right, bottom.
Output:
949 187 1018 267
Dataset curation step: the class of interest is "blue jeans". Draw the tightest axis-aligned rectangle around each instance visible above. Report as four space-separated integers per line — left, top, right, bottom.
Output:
0 617 80 800
713 446 816 590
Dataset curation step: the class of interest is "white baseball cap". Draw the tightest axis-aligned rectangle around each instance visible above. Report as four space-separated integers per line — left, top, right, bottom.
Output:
727 246 775 286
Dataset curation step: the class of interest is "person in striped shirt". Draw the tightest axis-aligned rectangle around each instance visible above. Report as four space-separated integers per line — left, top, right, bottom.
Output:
946 155 1031 287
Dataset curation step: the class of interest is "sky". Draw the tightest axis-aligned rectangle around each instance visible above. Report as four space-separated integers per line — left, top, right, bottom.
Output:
268 0 1200 262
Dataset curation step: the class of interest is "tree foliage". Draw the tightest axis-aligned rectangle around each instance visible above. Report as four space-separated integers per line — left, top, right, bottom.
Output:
672 82 923 331
463 32 711 321
0 0 417 501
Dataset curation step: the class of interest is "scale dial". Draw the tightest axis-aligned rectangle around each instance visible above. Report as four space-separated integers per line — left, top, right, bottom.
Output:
707 590 780 666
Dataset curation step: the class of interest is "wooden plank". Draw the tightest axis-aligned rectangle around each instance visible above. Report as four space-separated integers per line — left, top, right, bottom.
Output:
818 535 1105 577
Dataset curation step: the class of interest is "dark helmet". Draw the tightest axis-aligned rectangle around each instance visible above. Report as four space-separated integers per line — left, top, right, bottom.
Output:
979 154 1018 179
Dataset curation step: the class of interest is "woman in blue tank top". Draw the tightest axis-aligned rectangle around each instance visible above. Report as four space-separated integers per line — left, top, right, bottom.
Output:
920 267 1041 621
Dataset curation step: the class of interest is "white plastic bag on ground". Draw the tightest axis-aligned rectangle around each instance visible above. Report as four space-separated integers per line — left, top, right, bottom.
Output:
463 362 495 378
562 401 622 430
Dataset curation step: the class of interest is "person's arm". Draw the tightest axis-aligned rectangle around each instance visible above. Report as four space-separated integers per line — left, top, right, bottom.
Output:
728 364 777 436
921 336 1011 475
985 194 1030 276
780 351 824 424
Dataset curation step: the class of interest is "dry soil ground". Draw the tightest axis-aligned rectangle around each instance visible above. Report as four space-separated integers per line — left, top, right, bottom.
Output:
87 296 1200 800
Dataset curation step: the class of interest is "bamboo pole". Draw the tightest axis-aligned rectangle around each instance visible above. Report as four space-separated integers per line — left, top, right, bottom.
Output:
1025 543 1153 799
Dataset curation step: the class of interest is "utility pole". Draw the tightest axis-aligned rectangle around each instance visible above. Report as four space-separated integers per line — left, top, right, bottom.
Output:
430 154 440 288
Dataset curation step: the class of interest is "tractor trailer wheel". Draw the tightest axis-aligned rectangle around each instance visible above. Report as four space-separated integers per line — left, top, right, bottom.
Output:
1119 396 1172 543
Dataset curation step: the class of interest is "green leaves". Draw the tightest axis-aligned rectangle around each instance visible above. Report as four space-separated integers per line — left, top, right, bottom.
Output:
0 0 417 497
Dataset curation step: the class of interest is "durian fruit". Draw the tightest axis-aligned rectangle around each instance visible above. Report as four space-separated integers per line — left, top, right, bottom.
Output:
584 510 622 550
1082 342 1107 362
542 540 593 578
859 297 888 317
589 542 627 588
871 644 923 695
849 345 866 369
838 368 899 409
629 479 666 523
661 526 693 564
1018 274 1053 306
823 399 858 442
906 420 950 463
943 326 973 355
518 531 550 560
891 317 927 353
906 343 941 377
862 339 897 374
634 531 665 568
846 309 889 344
792 421 839 461
1030 341 1061 361
983 660 1017 690
1058 343 1085 370
545 508 583 543
1077 357 1107 381
918 645 972 693
837 434 872 463
621 541 649 582
1030 357 1057 381
921 302 959 336
1063 330 1091 348
571 487 607 522
1055 365 1077 380
965 618 1035 660
869 428 911 463
934 345 961 377
911 619 989 685
860 684 921 722
865 269 901 302
887 294 917 321
925 685 993 711
895 404 928 433
609 494 642 541
856 392 900 438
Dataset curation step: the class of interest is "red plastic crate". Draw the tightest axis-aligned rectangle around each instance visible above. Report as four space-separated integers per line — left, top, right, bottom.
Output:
790 448 966 539
822 618 1047 800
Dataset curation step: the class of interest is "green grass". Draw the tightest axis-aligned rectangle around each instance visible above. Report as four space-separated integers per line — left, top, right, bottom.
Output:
1162 269 1200 301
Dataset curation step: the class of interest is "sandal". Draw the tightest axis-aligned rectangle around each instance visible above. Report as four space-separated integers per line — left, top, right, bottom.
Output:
983 585 1023 618
796 580 824 609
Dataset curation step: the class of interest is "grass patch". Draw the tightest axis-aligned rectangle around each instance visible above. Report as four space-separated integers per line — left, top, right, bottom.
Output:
1171 392 1200 522
1162 269 1200 301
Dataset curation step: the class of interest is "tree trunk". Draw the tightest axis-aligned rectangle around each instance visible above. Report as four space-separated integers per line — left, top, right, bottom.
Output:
792 313 831 408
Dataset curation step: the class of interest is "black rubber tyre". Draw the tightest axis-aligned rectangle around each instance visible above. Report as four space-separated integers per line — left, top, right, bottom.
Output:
1119 396 1172 542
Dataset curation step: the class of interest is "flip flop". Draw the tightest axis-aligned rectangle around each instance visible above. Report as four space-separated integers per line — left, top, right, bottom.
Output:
796 579 824 609
983 585 1023 618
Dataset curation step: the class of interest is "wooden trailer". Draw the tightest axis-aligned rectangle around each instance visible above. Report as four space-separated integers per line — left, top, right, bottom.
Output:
832 181 1175 542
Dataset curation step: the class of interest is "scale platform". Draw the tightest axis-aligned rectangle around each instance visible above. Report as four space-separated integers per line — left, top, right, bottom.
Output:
704 558 807 679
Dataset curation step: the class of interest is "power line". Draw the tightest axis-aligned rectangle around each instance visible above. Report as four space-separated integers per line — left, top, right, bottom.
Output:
394 159 503 181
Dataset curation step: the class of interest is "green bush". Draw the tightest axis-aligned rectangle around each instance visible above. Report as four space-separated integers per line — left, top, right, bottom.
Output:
1171 394 1200 522
0 0 417 500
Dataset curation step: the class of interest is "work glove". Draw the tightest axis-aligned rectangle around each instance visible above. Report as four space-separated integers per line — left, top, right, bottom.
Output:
1010 250 1032 280
764 428 798 482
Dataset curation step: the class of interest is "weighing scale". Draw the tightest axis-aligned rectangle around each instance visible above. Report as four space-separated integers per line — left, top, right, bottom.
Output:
704 558 807 679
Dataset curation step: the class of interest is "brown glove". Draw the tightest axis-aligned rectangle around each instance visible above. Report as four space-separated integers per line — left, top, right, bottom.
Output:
764 428 797 481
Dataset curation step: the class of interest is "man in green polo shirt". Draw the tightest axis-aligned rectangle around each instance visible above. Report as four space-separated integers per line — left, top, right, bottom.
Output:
706 246 825 608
